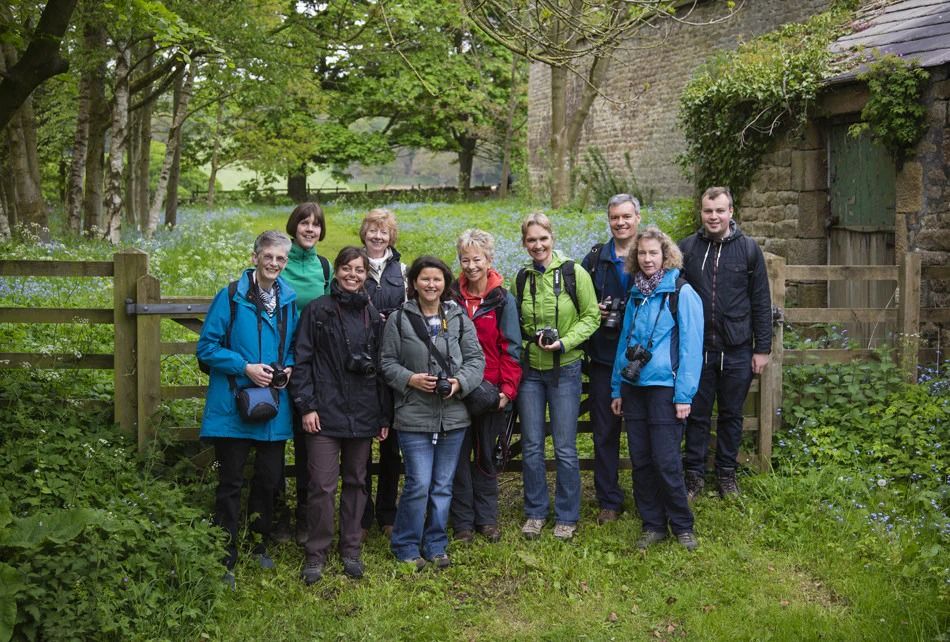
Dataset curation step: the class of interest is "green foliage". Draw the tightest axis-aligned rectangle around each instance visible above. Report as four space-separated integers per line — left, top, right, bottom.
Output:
678 9 850 200
848 53 929 165
574 147 653 211
0 380 225 640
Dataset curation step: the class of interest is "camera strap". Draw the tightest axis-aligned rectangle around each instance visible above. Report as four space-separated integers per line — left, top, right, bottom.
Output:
227 273 286 394
334 302 371 354
627 294 668 351
405 307 454 377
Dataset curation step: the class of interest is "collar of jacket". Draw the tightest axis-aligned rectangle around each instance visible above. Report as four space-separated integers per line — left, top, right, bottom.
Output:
289 242 318 262
697 219 742 244
402 298 463 320
330 279 370 309
522 249 571 274
628 268 681 297
235 268 297 308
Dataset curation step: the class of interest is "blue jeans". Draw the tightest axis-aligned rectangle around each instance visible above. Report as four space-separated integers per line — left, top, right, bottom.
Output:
391 428 465 561
518 360 582 525
623 384 694 535
684 346 755 475
588 360 625 510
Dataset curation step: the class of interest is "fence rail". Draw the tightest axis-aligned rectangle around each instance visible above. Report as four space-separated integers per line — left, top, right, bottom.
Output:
1 250 945 475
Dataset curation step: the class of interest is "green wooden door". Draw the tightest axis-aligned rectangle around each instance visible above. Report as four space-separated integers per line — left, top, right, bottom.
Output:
827 124 896 346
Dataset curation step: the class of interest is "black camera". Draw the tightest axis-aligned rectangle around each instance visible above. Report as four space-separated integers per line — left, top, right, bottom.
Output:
601 297 625 331
269 363 289 388
435 371 453 398
345 352 377 378
535 327 559 347
621 344 652 382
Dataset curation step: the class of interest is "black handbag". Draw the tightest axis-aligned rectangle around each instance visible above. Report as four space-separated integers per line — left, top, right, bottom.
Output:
463 379 501 416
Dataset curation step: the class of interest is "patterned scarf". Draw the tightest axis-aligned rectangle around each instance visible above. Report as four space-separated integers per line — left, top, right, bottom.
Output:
255 279 278 316
367 247 393 284
634 269 666 297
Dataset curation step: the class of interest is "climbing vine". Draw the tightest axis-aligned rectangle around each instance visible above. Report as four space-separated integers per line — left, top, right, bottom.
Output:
677 8 853 201
848 53 929 166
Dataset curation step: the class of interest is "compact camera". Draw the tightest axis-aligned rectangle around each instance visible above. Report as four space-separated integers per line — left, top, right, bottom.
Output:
621 344 652 382
601 297 625 331
435 371 453 398
345 352 377 378
268 363 289 388
535 327 560 347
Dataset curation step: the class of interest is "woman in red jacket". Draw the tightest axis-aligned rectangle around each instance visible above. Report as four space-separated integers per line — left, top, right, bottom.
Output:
449 229 522 542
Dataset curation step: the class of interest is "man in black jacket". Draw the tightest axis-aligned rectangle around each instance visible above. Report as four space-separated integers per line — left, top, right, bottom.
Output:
679 187 772 499
581 193 640 524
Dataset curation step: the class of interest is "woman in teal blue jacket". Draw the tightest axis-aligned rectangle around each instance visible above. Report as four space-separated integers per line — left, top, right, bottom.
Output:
610 225 703 552
198 230 298 584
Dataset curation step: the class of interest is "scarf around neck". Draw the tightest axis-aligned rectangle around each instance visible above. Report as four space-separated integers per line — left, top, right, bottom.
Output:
634 269 666 297
367 247 393 284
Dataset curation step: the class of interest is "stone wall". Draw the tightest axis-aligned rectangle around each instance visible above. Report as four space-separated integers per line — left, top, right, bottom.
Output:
526 0 832 200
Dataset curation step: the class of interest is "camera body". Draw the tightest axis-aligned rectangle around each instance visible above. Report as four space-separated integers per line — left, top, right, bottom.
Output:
435 370 453 398
601 296 625 331
535 326 560 347
621 344 652 382
345 352 377 378
268 362 289 388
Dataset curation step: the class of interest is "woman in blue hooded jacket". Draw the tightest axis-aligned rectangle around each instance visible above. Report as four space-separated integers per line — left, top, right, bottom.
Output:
610 225 703 552
198 230 298 584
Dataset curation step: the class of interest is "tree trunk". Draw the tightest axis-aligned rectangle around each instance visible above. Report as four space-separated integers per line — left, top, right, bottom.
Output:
0 138 16 231
102 42 130 244
498 55 521 199
145 65 192 236
206 103 223 207
456 135 476 192
128 39 155 232
81 25 108 236
164 133 181 228
287 168 307 203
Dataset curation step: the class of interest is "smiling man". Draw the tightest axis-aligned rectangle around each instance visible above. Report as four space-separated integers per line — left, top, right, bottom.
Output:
581 194 640 524
678 187 772 500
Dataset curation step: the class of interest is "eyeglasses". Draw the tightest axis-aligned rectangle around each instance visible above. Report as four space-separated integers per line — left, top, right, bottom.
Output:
258 253 288 265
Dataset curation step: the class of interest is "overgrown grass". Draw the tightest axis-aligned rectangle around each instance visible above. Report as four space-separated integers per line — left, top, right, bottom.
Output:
1 201 948 640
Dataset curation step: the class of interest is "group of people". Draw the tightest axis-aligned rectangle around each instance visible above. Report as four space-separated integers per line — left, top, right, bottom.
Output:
197 186 773 587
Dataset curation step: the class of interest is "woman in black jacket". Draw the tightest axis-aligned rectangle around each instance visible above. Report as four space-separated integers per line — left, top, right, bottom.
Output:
289 246 390 584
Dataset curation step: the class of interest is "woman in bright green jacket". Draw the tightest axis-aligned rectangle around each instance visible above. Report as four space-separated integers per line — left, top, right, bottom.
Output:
516 212 600 541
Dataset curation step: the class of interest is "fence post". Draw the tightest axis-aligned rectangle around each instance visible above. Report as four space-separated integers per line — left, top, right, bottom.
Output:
758 253 786 472
898 252 921 383
113 249 148 437
136 274 162 453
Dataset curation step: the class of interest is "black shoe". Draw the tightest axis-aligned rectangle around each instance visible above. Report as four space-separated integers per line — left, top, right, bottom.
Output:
717 468 740 498
300 560 323 585
272 518 292 544
256 552 275 570
454 529 474 544
636 530 667 550
430 554 451 570
342 557 365 579
685 471 705 503
676 531 699 551
477 524 502 543
222 570 236 590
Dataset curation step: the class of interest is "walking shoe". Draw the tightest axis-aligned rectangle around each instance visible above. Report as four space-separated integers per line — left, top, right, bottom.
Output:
521 518 545 540
477 524 502 543
454 529 474 544
300 560 323 585
431 554 451 570
636 530 667 550
272 518 292 544
685 471 705 503
221 570 236 591
400 557 427 572
596 508 619 525
342 557 365 579
676 531 699 551
382 525 394 539
717 468 740 498
553 523 577 540
256 552 275 570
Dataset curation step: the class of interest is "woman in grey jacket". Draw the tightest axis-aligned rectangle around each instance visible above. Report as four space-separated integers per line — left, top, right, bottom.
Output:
380 256 485 570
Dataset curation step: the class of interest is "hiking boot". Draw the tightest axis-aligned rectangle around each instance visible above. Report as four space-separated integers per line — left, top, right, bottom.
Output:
521 518 545 540
685 471 705 503
636 530 667 550
342 557 365 579
222 570 236 591
431 554 451 570
596 508 619 525
454 529 474 544
401 557 427 572
300 560 323 585
256 552 275 570
477 524 502 543
717 468 740 498
553 523 577 540
676 532 699 551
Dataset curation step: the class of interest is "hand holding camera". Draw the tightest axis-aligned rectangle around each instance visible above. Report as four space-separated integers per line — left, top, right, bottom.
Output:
535 326 562 352
245 362 291 388
600 297 625 331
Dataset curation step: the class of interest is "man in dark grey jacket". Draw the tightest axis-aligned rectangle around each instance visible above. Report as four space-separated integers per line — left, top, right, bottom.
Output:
679 187 772 499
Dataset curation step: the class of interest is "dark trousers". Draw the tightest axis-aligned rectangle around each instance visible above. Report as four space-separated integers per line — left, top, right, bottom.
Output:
361 432 401 529
683 346 754 475
622 384 694 535
589 360 625 510
304 433 372 563
213 438 286 569
274 410 310 528
450 410 505 530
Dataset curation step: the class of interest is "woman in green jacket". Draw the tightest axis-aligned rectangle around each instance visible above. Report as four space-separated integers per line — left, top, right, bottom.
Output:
517 212 600 541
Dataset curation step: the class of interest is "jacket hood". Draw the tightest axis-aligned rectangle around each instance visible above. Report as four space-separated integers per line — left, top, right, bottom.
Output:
458 269 504 298
402 298 464 320
696 219 743 244
330 278 370 309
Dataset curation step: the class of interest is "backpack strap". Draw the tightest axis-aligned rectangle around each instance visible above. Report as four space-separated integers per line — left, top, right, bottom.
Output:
560 260 580 312
318 255 330 286
668 276 688 374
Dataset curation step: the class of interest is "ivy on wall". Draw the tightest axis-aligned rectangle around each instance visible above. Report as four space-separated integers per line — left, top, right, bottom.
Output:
848 53 929 167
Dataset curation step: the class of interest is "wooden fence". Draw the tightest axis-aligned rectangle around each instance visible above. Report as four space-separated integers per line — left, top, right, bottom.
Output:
2 250 947 473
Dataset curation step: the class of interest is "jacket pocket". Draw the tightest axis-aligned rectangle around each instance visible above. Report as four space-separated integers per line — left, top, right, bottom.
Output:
721 311 752 347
